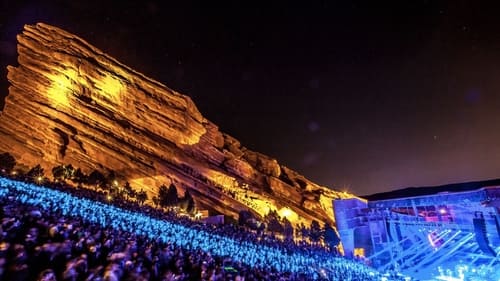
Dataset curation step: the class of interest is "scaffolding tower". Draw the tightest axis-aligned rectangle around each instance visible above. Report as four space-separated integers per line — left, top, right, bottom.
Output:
334 187 500 280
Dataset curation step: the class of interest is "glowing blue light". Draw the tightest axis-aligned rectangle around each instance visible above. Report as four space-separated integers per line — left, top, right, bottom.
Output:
0 177 385 280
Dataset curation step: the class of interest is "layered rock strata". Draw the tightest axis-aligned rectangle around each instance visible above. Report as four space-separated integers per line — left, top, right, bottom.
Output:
0 23 357 226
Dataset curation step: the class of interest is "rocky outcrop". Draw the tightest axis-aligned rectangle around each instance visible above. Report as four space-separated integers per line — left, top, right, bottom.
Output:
0 23 358 227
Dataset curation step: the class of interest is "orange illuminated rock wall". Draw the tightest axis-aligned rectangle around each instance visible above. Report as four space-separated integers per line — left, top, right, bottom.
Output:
0 23 358 226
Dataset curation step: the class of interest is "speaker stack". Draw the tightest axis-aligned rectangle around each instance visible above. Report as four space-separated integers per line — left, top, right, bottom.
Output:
473 216 496 256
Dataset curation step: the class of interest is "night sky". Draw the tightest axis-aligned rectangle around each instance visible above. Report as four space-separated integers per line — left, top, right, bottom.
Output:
2 1 500 196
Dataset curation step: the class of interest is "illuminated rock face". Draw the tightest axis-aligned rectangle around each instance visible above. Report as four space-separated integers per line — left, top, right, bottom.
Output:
0 23 357 226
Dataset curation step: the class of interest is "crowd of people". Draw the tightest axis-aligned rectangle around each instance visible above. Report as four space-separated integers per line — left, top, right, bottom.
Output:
0 176 402 280
434 263 500 281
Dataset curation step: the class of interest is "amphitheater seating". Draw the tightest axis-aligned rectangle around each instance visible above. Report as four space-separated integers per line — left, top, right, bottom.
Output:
0 177 389 281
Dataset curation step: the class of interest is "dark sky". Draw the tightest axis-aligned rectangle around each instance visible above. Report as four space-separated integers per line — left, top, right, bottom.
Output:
2 1 500 196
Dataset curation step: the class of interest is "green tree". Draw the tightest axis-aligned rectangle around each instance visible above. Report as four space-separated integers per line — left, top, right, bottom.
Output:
238 210 253 227
299 223 309 242
52 165 65 180
181 190 195 214
159 183 179 208
283 217 294 241
52 164 74 181
167 183 179 205
65 164 75 180
323 223 341 250
0 152 16 174
26 164 45 184
105 170 118 188
137 189 148 205
123 181 133 199
88 170 105 188
129 189 137 201
71 168 87 185
265 210 284 235
158 184 168 207
152 196 160 208
267 217 284 234
309 220 322 245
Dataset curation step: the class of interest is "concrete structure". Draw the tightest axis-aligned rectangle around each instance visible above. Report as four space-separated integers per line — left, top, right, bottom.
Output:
334 186 500 280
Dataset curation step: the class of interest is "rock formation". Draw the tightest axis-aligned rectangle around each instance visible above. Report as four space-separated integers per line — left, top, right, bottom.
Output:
0 23 357 226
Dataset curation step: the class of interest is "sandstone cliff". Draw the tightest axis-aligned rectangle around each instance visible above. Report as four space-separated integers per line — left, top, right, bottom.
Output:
0 23 357 226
